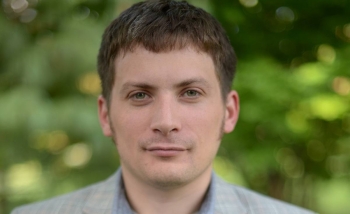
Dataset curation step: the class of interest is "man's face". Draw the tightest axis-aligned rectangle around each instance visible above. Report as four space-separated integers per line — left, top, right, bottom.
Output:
98 47 239 188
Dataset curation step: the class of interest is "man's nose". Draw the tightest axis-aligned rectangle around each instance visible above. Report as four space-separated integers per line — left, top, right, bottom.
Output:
150 96 181 136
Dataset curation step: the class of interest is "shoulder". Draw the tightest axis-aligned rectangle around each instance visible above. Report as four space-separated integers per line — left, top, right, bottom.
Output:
11 172 118 214
214 175 316 214
11 185 95 214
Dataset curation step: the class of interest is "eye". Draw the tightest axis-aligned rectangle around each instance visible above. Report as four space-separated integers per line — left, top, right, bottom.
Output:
128 91 152 106
183 90 200 97
132 92 148 100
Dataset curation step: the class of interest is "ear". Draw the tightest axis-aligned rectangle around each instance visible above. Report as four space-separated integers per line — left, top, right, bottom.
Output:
223 90 240 133
98 95 113 137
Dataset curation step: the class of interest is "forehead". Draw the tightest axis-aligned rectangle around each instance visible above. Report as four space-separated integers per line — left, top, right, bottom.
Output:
113 46 218 85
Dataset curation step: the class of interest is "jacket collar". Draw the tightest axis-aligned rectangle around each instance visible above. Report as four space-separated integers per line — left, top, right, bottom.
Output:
213 174 247 214
82 170 119 214
81 169 247 214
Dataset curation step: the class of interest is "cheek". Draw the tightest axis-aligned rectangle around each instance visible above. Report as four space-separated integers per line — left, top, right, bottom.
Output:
185 104 224 143
186 109 222 166
111 108 149 144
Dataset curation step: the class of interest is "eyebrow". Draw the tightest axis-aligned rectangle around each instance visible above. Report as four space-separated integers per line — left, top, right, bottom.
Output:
174 78 211 89
120 77 211 94
120 82 156 95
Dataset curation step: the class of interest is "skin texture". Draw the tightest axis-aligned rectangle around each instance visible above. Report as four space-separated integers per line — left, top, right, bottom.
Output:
98 47 239 213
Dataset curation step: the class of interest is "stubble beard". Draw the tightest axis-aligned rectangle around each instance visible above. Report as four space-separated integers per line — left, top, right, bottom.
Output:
108 115 226 189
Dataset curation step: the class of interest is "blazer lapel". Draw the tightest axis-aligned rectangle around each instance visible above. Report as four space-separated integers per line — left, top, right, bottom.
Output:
82 171 119 214
81 170 247 214
213 174 247 214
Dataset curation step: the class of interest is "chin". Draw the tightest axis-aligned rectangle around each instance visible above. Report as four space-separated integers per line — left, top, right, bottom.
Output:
148 173 191 189
145 165 196 189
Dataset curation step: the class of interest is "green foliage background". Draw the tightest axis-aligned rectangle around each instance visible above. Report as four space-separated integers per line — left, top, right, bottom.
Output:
1 0 350 213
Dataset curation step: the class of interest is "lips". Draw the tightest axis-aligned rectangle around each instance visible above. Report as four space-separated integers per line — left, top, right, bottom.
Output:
146 145 186 157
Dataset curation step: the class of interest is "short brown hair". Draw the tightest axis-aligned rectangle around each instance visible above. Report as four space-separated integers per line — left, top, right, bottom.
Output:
97 0 236 103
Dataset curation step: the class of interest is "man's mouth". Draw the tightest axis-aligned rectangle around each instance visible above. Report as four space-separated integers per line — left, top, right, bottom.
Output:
146 145 187 157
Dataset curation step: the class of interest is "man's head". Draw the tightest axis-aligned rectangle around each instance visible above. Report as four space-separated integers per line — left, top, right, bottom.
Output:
97 0 239 190
97 0 237 104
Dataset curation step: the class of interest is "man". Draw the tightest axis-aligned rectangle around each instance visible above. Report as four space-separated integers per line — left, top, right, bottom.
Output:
12 0 314 213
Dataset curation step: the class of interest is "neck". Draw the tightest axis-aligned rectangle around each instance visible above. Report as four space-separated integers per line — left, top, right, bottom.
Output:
121 166 212 214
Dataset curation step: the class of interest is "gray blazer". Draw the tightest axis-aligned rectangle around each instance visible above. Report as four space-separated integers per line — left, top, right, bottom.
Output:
11 171 315 214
